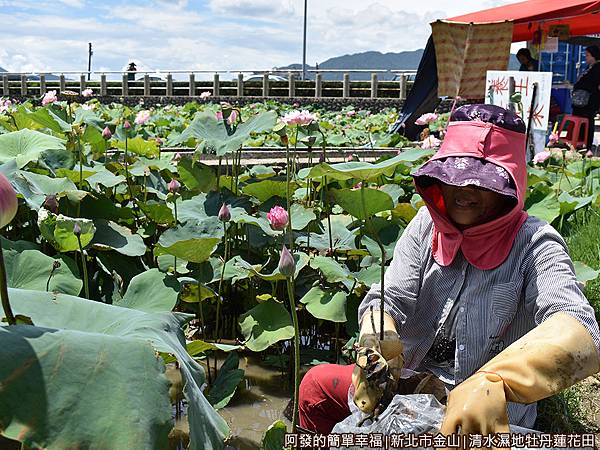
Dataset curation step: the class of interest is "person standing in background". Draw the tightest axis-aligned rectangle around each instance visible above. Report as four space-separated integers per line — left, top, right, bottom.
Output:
516 48 539 72
572 45 600 150
127 62 137 82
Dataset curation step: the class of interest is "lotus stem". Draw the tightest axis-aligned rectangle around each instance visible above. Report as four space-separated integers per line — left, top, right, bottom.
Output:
124 135 134 202
173 197 178 274
0 243 15 325
76 235 90 299
286 277 301 432
46 261 60 292
285 139 294 251
360 184 386 341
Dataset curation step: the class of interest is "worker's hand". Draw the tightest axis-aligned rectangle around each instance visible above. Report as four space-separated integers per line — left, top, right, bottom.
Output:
351 310 404 414
440 371 509 450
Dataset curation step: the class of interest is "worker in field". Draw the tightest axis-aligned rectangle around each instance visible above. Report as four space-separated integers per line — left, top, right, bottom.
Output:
298 104 600 440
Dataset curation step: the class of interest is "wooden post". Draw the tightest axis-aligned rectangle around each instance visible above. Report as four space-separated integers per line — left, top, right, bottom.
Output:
144 74 150 96
122 73 128 96
40 74 46 95
399 74 407 100
2 76 8 96
21 75 27 96
288 72 295 98
166 73 173 96
100 74 107 96
59 74 66 93
262 73 269 97
189 73 195 96
370 73 378 99
343 73 350 98
237 73 244 97
213 73 220 96
315 73 322 98
80 74 86 93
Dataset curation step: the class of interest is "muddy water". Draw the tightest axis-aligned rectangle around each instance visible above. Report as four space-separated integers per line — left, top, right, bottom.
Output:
219 354 293 449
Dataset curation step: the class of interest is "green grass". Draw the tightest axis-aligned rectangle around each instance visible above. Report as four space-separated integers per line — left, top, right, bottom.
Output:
535 209 600 437
564 209 600 321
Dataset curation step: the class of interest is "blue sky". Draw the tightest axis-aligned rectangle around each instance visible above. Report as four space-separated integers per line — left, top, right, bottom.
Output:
0 0 511 78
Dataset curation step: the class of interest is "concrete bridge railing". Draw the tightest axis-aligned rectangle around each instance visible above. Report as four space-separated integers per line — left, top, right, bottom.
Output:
0 69 416 100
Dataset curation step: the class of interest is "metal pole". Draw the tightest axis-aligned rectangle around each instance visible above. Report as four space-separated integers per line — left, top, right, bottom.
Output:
302 0 307 80
87 42 93 81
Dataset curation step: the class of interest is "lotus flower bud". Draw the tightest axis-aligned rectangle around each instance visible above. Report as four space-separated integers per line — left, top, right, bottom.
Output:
278 245 295 278
0 172 17 229
586 150 594 158
267 205 289 231
73 222 82 237
168 179 181 194
123 120 131 130
172 152 182 162
347 153 359 162
218 203 231 222
43 194 59 214
102 126 112 139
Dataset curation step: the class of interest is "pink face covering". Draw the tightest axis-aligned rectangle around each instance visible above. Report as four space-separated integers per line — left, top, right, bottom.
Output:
414 120 528 270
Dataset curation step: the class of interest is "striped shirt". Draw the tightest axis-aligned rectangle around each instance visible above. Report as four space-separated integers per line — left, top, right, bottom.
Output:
358 207 600 428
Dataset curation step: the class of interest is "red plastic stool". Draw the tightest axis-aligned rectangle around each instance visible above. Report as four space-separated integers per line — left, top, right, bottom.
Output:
557 115 590 148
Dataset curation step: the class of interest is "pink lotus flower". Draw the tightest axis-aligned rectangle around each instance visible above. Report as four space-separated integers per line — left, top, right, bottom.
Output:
548 132 559 146
81 88 94 97
533 150 551 164
415 112 439 126
281 110 317 126
200 91 212 99
216 111 224 121
346 110 356 117
102 126 112 139
586 150 594 158
42 90 57 106
420 135 441 149
0 98 13 114
0 172 17 229
135 110 151 125
228 109 238 125
168 179 181 194
278 245 295 278
267 206 289 231
218 203 231 222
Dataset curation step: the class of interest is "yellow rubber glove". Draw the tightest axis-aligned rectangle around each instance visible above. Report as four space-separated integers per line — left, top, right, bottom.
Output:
352 309 404 413
441 312 600 447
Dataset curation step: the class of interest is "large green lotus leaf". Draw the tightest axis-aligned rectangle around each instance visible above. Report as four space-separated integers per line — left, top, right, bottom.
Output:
91 219 147 257
0 129 66 168
156 217 223 263
298 149 432 182
242 179 294 202
239 299 294 352
82 125 108 157
86 169 126 189
332 188 394 219
177 158 217 192
179 278 217 303
1 238 82 295
223 255 263 283
180 111 277 156
115 137 159 158
25 107 71 134
74 108 103 129
233 211 278 237
526 193 561 224
11 170 85 210
558 192 593 216
207 352 245 410
379 184 405 206
573 261 600 284
39 212 96 252
309 255 353 284
354 265 380 287
140 201 175 226
299 286 347 322
117 268 180 313
129 157 176 176
296 217 358 251
0 288 230 450
290 203 317 231
176 193 210 224
261 420 287 450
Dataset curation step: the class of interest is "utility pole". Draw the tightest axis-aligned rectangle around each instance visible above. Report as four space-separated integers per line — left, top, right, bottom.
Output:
302 0 307 80
87 42 93 81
